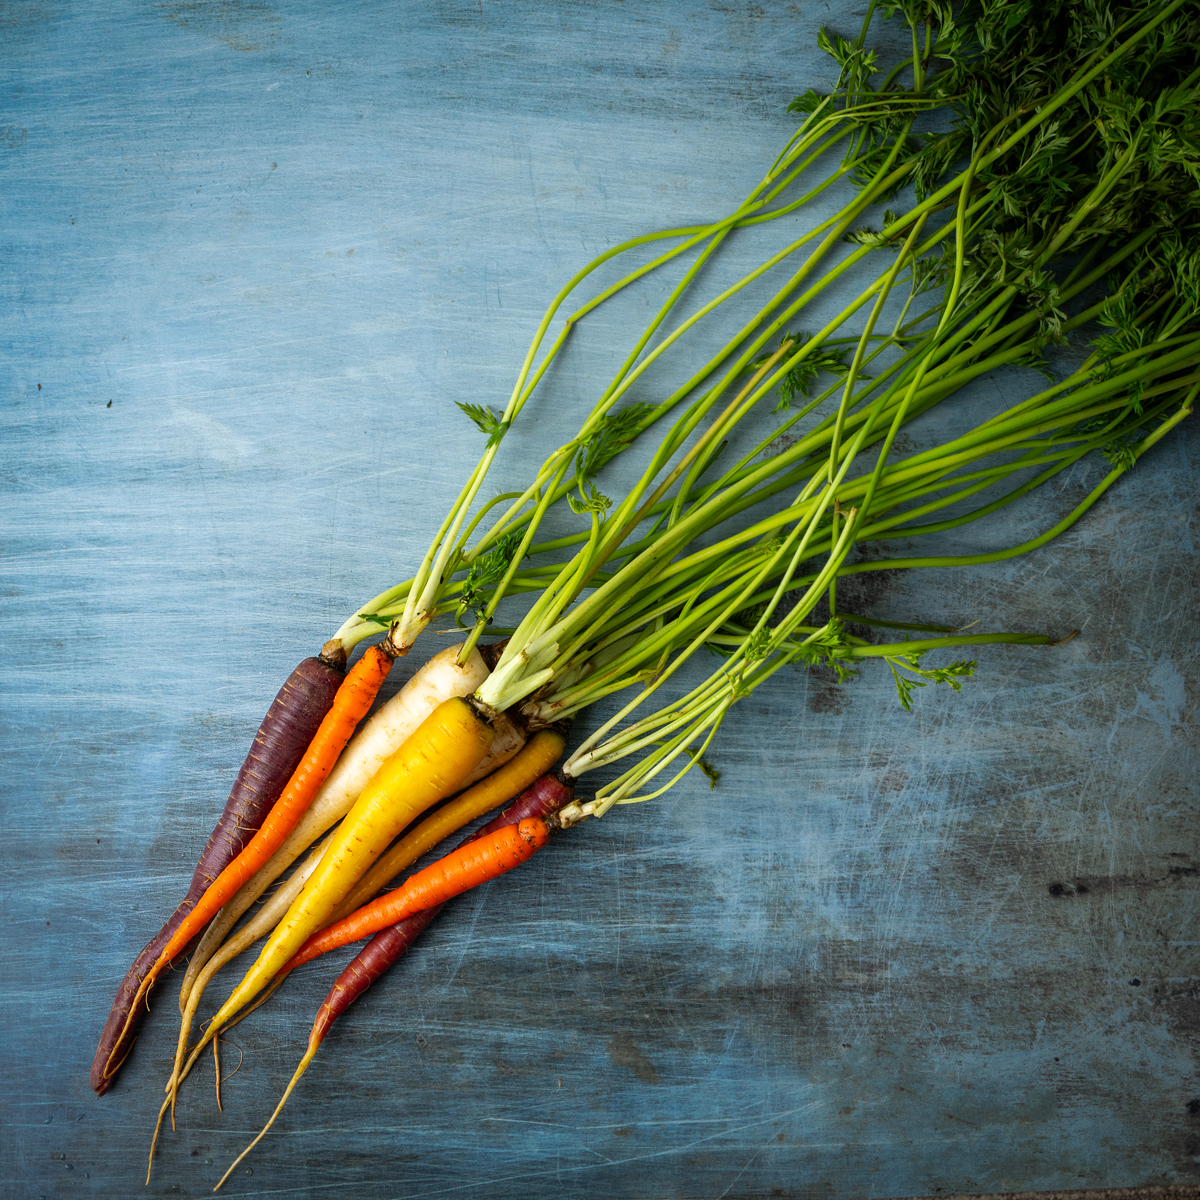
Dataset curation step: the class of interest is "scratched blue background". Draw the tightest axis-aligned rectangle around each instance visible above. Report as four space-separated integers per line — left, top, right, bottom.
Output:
2 2 1198 1199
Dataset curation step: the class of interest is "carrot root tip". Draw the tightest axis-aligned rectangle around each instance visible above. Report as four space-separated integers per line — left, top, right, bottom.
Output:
213 1052 315 1192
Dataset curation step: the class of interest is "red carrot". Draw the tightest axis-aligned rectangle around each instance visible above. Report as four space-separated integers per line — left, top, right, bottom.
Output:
477 772 575 839
311 907 443 1049
306 776 577 1031
90 652 345 1096
299 774 576 1036
213 771 574 1191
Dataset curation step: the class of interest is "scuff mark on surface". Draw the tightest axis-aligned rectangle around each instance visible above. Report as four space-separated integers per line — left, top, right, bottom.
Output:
152 0 278 52
607 1032 662 1085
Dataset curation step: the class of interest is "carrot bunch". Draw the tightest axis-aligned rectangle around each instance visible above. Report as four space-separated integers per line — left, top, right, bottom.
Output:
94 0 1200 1189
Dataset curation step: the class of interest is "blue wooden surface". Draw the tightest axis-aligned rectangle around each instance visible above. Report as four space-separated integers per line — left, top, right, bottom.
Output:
2 3 1197 1198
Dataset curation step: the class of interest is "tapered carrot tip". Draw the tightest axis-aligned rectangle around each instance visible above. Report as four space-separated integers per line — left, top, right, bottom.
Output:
147 1092 172 1185
213 1049 317 1191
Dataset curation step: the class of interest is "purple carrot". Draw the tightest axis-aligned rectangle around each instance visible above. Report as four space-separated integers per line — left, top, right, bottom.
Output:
474 771 574 840
91 652 345 1095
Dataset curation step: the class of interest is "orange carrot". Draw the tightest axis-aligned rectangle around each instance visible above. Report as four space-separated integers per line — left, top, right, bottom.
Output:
140 645 393 998
329 728 566 923
281 817 552 972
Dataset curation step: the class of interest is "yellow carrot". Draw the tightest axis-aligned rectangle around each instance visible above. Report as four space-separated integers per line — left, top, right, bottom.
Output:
330 727 565 921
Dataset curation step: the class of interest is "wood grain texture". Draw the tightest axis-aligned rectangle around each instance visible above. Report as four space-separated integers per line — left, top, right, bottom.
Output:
1 2 1196 1198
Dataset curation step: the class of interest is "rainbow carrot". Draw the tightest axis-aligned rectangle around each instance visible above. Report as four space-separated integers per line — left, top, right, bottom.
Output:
330 727 566 922
154 694 496 1148
152 645 394 973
